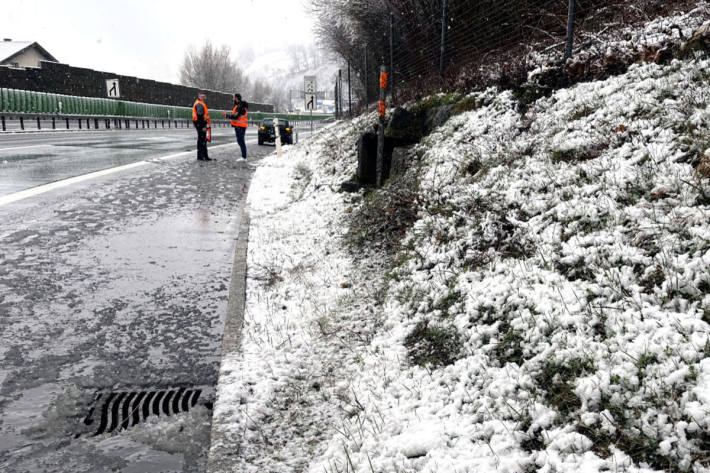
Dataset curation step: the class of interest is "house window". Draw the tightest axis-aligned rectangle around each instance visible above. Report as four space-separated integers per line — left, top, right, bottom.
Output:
11 62 19 67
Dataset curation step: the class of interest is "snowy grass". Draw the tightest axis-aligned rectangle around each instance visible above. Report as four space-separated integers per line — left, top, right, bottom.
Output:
210 19 710 473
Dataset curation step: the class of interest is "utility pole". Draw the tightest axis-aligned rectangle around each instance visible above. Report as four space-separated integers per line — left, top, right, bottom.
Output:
439 0 449 86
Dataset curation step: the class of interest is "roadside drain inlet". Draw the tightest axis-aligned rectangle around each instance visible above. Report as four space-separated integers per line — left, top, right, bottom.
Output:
82 385 214 436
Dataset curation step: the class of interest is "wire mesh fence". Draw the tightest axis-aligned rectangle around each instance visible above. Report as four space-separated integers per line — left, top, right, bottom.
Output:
322 0 701 116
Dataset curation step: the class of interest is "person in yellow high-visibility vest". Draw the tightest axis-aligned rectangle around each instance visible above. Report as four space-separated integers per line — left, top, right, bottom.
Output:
221 93 248 159
192 92 212 161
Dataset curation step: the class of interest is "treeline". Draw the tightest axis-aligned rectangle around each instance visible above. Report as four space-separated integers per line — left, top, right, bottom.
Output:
179 40 276 105
310 0 696 100
179 40 328 111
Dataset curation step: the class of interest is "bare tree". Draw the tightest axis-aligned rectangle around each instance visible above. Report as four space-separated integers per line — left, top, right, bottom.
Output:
179 40 249 93
250 80 273 103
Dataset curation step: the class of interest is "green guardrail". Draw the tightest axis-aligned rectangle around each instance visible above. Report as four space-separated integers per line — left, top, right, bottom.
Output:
0 88 332 121
0 87 199 119
250 112 332 122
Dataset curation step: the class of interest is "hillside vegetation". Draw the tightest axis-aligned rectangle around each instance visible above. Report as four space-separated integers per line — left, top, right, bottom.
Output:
211 11 710 473
324 51 710 473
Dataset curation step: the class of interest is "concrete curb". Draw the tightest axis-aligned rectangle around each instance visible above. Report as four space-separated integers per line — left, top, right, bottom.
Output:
221 208 250 354
205 191 251 473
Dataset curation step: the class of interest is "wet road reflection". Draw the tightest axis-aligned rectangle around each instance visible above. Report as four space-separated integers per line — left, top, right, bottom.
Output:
0 128 260 196
0 142 269 472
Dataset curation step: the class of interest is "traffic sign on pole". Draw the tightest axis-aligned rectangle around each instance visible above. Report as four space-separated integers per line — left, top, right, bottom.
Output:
304 75 317 133
304 75 316 94
106 79 120 98
305 94 316 111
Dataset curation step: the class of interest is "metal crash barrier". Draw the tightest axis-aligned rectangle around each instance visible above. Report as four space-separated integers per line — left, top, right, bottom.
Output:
0 88 333 133
0 88 231 132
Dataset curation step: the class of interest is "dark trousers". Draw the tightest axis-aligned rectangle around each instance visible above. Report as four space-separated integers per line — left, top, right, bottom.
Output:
234 126 247 158
195 123 208 159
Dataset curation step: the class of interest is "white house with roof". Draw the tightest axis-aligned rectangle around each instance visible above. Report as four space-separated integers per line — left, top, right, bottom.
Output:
0 39 57 68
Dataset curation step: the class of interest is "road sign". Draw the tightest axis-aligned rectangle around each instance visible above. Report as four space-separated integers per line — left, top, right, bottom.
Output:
106 79 120 98
304 76 317 132
304 75 316 94
305 94 316 111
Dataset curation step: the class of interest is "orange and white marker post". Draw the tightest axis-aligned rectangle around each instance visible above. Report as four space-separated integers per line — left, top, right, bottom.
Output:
376 65 388 186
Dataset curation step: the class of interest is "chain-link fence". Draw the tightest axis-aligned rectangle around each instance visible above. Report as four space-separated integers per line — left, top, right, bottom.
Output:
323 0 700 117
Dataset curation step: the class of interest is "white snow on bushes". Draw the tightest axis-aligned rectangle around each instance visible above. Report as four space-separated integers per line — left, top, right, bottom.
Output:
529 2 710 76
210 23 710 473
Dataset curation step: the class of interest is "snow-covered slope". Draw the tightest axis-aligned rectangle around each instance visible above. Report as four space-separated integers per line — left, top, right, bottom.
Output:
210 17 710 473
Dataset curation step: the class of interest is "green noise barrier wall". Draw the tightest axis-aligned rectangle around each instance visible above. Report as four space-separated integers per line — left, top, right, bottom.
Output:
0 88 205 119
0 88 333 122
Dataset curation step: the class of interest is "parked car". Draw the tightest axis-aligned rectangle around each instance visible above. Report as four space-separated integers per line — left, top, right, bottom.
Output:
258 118 293 145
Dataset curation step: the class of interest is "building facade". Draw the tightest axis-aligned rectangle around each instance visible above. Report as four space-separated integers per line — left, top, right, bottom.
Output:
0 40 57 68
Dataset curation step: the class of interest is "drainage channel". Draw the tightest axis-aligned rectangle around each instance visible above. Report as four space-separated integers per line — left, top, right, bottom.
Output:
80 385 215 437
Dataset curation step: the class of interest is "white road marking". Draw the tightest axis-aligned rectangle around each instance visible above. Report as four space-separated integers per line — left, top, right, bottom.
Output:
0 143 233 207
0 144 53 152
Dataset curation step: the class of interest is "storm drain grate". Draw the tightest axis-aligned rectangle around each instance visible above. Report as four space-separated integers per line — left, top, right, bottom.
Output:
82 386 214 436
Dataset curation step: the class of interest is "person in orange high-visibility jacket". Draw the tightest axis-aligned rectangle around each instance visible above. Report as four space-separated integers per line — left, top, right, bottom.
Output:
221 93 248 159
192 92 212 161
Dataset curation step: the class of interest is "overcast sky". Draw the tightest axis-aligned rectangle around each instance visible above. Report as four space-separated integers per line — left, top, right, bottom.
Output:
2 0 316 83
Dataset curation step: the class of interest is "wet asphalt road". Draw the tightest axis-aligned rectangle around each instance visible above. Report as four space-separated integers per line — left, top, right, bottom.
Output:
0 126 262 196
0 126 303 472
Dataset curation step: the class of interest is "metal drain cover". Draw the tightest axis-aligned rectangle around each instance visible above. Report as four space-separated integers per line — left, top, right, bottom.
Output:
81 385 214 436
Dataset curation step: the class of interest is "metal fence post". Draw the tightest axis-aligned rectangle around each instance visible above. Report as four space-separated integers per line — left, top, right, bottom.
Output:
390 12 396 103
376 65 388 187
338 69 343 118
364 47 369 108
565 0 577 60
440 0 449 86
